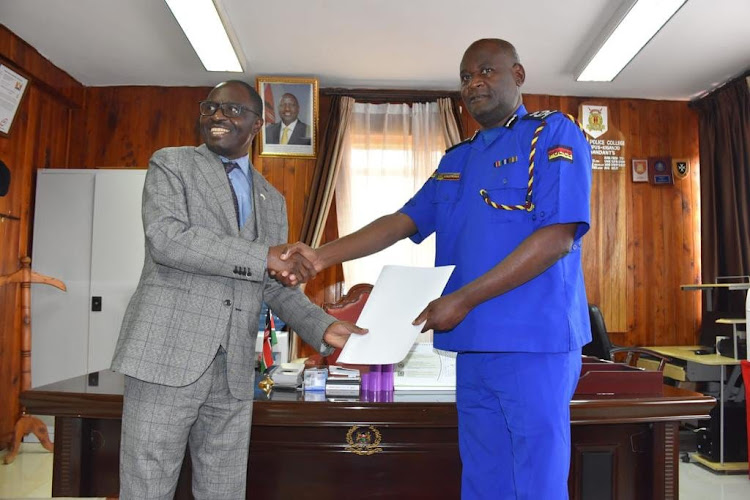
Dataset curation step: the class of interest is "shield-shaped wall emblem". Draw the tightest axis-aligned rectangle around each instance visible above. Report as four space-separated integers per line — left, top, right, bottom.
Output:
581 105 609 139
672 158 690 179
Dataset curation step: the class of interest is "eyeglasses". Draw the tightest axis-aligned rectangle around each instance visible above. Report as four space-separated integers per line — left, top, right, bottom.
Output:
199 101 259 118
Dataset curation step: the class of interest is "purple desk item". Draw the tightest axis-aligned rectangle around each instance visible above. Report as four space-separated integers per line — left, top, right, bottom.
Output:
360 368 372 392
381 363 394 391
370 364 382 392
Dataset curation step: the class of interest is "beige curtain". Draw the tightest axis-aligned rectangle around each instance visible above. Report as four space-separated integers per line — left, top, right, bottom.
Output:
300 96 355 247
437 97 462 146
335 101 447 287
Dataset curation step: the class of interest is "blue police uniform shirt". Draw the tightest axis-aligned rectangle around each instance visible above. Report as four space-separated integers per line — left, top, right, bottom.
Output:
399 105 592 353
220 154 253 227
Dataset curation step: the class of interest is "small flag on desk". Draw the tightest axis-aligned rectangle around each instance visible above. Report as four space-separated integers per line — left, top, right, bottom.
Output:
259 309 277 373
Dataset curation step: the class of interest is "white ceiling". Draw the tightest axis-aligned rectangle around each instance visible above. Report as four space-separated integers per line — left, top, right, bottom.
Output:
1 0 748 101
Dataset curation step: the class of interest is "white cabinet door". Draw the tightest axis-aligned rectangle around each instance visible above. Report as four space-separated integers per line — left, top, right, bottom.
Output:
88 170 146 374
31 170 95 388
31 169 146 387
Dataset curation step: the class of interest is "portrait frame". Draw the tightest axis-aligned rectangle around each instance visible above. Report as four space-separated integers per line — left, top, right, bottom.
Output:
256 76 318 158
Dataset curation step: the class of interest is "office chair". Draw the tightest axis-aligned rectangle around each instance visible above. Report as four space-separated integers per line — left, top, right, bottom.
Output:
305 284 373 367
583 303 670 370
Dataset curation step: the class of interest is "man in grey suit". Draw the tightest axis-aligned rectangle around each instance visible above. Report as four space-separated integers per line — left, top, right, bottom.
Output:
111 80 365 499
264 93 311 145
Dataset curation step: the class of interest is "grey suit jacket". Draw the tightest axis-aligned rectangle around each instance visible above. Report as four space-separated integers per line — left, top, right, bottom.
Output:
111 144 335 400
265 121 311 145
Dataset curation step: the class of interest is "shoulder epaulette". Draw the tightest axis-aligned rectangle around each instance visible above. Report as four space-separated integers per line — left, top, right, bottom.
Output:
523 110 584 135
445 129 479 154
522 110 561 121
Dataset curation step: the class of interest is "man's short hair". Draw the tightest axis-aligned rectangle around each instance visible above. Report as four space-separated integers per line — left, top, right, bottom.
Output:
223 80 263 114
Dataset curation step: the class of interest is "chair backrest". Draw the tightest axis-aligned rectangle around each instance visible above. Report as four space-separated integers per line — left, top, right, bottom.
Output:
583 303 614 361
322 284 372 322
317 284 373 365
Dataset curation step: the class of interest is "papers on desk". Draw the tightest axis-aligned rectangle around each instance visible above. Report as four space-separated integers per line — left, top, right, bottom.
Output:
394 342 456 391
336 265 455 365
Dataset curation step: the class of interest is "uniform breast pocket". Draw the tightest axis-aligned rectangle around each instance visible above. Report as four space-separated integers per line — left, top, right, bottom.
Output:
479 175 531 224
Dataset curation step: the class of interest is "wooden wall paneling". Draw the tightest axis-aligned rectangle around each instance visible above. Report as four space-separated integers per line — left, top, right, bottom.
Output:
624 100 639 340
0 86 31 449
0 85 76 449
0 72 30 452
69 86 210 168
0 26 84 449
645 101 668 344
0 27 84 110
681 111 702 345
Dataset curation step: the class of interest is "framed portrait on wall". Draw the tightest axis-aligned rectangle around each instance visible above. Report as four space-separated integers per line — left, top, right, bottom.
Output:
256 76 318 158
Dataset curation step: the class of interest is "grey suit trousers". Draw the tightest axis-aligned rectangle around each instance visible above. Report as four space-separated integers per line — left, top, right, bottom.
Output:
120 348 251 499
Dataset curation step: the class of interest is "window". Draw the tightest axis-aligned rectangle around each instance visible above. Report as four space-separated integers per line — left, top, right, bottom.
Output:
335 102 447 287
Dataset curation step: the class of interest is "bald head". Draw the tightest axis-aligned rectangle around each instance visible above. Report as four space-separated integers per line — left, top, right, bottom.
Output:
459 38 525 129
464 39 520 65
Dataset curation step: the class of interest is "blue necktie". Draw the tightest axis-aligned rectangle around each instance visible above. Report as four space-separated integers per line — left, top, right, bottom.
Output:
223 161 241 228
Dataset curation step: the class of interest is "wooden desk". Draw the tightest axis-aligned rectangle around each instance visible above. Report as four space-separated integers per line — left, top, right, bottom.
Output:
21 370 714 500
643 346 745 469
646 345 741 366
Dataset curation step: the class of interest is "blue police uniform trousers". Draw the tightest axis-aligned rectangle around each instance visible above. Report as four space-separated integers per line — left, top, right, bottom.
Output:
457 350 582 500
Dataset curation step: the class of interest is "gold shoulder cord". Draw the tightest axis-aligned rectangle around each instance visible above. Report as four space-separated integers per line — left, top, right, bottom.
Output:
479 113 584 212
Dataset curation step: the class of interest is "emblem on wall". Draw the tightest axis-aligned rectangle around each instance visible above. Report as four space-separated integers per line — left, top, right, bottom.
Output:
581 104 609 139
648 157 674 185
672 158 690 180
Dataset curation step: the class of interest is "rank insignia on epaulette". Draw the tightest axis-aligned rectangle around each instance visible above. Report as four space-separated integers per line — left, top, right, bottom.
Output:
523 110 559 121
431 172 461 181
547 145 573 162
494 156 518 167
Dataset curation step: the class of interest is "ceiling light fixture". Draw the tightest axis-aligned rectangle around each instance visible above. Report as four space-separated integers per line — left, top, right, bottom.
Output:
164 0 242 72
577 0 687 82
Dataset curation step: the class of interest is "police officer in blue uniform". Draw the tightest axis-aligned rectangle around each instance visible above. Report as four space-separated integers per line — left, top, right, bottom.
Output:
283 38 592 499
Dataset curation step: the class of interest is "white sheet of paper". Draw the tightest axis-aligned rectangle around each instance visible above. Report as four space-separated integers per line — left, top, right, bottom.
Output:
336 265 455 365
394 342 457 391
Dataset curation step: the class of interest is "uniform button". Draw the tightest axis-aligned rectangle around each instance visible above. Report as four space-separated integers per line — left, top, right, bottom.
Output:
224 299 232 306
540 211 545 217
503 178 508 184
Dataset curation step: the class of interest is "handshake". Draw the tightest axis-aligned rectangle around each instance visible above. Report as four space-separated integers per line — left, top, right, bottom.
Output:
266 242 324 287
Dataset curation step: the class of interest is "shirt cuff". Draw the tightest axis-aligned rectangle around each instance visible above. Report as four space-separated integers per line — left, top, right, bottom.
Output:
320 340 335 356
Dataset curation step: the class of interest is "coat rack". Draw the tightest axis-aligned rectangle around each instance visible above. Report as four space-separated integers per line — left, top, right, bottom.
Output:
0 256 66 464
